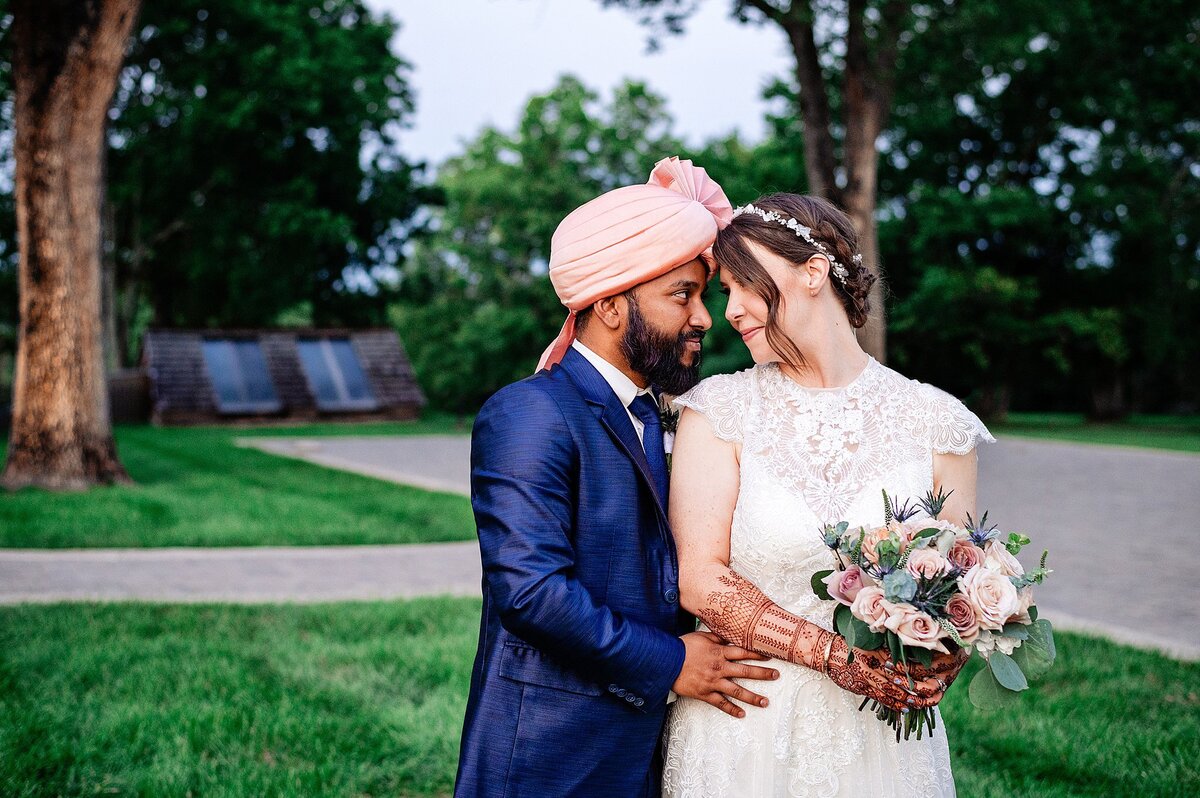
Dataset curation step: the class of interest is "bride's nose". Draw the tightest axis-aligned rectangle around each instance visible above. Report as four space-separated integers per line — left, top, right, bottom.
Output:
725 296 744 324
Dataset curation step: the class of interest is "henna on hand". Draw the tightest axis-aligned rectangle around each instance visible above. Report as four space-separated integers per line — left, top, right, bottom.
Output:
823 637 927 710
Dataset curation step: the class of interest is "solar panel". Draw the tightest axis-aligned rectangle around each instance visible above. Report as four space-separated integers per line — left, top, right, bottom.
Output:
201 339 281 413
297 338 377 411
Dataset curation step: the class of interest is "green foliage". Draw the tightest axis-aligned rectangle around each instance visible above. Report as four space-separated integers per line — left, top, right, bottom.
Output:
968 660 1020 708
811 568 834 601
987 651 1030 691
1012 619 1058 680
881 0 1199 417
105 0 431 332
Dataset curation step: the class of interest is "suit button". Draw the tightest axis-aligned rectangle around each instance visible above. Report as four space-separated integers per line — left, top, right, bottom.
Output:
625 694 636 703
617 688 627 697
635 697 645 707
664 588 679 603
608 684 618 693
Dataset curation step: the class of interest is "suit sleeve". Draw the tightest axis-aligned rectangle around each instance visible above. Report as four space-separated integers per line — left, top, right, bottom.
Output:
470 382 686 708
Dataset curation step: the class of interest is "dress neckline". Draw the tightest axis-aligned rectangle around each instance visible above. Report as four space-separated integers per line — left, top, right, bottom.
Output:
769 356 877 394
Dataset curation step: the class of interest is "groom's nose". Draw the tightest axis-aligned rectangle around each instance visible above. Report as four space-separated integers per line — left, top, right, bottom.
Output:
689 298 712 331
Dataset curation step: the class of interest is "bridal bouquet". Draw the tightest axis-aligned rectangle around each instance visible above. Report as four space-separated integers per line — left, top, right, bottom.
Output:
812 489 1056 741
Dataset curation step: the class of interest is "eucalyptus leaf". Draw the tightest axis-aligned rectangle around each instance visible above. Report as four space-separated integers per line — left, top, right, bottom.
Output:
987 651 1029 691
1011 619 1057 680
968 664 1021 709
887 631 904 663
910 646 934 668
883 570 918 603
1001 622 1031 640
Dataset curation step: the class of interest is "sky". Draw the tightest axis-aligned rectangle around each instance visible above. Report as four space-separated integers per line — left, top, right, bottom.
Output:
372 1 794 169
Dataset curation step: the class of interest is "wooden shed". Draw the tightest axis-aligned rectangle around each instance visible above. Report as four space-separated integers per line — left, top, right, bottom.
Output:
141 327 425 425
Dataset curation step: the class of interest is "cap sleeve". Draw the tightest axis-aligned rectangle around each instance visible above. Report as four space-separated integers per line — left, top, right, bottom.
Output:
920 384 996 455
672 370 749 444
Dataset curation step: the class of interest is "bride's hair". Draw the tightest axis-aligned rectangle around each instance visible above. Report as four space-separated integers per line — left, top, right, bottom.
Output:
713 193 877 368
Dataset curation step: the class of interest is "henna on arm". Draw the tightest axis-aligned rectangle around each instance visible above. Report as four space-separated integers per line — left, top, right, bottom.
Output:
702 571 835 670
700 570 941 710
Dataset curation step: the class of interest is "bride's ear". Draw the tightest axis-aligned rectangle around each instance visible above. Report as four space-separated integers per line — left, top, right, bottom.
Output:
802 254 831 295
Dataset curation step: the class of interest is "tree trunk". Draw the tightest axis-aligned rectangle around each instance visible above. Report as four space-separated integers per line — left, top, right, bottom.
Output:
3 0 141 491
770 0 898 363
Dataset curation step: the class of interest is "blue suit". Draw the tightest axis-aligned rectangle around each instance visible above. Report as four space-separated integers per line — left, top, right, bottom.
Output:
454 347 691 797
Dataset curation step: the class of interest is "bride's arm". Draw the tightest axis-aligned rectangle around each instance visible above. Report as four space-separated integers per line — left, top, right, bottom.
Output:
934 450 978 526
669 408 946 711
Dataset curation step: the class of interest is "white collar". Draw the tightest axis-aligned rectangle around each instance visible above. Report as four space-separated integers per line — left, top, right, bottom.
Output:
572 340 653 409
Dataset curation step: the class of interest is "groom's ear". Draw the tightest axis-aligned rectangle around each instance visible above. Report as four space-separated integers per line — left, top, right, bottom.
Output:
593 294 625 332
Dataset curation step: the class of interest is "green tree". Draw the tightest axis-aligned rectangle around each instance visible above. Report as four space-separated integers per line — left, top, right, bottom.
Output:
103 0 427 360
880 0 1199 417
394 76 683 413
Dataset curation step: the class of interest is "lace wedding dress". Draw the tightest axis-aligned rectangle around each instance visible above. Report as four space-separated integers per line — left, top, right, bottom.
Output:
661 358 993 798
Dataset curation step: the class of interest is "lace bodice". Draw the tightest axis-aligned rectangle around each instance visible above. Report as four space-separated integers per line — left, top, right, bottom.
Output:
675 358 992 625
662 359 990 797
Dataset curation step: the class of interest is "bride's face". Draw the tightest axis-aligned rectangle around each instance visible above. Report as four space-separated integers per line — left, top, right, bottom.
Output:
720 242 808 364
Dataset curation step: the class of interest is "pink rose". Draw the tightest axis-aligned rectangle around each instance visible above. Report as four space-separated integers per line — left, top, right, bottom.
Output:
984 541 1025 577
906 548 953 580
944 593 981 644
822 565 867 606
948 539 984 571
1007 587 1035 625
850 586 893 633
960 564 1021 631
883 605 950 653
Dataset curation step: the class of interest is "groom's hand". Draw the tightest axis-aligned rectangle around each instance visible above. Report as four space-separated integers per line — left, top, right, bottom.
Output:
672 631 780 718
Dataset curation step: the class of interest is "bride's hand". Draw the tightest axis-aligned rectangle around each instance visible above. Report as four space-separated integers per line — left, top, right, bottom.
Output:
823 636 949 711
903 647 971 694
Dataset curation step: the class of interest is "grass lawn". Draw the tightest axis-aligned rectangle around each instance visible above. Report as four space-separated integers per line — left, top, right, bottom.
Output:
994 412 1200 454
0 418 474 548
1 600 1197 797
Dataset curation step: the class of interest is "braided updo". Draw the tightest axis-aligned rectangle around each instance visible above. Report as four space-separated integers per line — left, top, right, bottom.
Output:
713 193 876 368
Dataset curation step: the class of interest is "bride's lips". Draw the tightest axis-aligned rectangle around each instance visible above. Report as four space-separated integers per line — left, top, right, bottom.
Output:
740 326 763 342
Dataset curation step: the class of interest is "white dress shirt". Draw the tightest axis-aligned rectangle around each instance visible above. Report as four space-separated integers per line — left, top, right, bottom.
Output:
571 340 655 449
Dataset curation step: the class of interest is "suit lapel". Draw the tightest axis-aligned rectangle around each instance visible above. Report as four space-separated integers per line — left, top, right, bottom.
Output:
558 348 669 521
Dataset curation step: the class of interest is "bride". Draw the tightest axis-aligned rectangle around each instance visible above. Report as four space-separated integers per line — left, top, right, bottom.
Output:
661 194 993 797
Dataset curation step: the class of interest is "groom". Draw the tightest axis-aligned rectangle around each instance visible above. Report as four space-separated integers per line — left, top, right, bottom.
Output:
454 158 778 798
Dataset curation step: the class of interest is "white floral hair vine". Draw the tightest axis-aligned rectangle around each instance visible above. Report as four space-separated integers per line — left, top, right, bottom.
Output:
731 203 862 287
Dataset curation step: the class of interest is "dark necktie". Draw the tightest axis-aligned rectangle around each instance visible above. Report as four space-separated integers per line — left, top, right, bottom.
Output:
629 392 669 505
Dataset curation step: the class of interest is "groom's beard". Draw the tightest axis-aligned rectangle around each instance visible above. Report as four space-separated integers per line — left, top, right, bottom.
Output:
620 295 704 396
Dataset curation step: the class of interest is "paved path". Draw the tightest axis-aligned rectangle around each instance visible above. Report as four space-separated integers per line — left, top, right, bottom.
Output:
0 542 481 604
235 435 471 496
5 434 1198 660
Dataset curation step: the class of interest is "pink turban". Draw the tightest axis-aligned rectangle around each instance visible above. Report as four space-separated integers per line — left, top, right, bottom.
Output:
537 156 732 371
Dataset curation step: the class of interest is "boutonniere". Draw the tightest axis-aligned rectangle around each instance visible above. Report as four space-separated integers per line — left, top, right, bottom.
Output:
657 393 680 468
